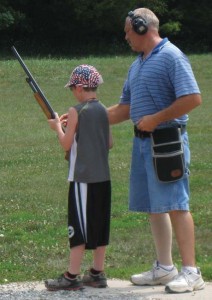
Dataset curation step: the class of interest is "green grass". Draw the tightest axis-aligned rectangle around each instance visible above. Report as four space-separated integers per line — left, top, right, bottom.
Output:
0 54 212 284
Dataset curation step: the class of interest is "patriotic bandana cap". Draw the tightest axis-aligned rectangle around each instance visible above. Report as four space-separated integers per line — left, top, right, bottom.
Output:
65 64 103 88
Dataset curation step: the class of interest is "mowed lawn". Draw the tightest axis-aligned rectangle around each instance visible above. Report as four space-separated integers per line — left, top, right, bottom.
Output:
0 54 211 284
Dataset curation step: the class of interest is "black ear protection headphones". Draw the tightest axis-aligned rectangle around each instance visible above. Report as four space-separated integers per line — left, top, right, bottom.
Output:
128 11 148 35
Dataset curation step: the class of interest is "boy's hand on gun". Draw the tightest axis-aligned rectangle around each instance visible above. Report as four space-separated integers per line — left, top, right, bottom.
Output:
48 112 70 161
48 112 62 131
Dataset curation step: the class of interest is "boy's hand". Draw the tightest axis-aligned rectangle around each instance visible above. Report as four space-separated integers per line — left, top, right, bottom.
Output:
60 113 68 127
48 112 61 131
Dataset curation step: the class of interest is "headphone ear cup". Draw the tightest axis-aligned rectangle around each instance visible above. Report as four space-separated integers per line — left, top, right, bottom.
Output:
132 17 148 35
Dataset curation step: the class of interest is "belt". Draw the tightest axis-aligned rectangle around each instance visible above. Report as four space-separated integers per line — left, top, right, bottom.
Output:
134 125 186 139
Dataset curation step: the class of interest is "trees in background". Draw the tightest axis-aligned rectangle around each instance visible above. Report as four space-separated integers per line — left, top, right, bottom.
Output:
0 0 211 56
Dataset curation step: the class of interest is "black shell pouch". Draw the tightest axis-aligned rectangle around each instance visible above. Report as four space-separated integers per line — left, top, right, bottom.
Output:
151 127 185 182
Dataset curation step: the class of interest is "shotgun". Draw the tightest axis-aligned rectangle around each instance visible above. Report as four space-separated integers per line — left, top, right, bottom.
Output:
11 46 55 119
12 46 69 160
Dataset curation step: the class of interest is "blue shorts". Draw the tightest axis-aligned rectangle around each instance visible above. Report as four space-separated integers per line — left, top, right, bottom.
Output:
129 132 190 213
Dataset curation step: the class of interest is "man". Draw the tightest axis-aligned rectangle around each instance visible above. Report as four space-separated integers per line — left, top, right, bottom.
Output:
107 7 205 294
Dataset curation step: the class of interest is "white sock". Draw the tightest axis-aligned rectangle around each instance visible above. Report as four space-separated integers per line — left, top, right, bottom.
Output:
182 266 198 274
159 263 174 271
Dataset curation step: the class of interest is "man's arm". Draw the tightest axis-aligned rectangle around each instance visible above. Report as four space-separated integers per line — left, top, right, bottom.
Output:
107 103 130 125
59 103 130 128
137 94 202 132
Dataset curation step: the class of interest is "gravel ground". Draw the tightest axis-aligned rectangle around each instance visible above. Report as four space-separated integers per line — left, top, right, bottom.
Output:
0 280 147 300
0 280 211 300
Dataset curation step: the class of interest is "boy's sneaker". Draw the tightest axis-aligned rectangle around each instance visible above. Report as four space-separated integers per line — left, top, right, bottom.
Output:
82 269 107 288
165 268 205 293
45 272 83 291
130 261 178 286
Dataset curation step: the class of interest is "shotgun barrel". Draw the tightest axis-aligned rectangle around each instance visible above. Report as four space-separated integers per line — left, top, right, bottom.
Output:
11 46 55 119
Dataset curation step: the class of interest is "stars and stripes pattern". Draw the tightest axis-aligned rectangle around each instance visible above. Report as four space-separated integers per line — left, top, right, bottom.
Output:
65 64 103 88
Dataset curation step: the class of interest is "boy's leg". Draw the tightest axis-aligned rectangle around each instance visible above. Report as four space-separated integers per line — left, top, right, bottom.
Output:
44 244 85 291
93 245 106 271
82 246 107 288
68 244 85 275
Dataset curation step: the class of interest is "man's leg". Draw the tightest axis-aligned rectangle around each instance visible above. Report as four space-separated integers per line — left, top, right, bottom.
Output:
169 210 195 265
150 213 173 266
131 213 178 285
165 210 205 293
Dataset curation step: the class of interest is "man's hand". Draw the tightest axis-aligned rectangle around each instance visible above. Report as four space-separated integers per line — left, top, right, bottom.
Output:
137 95 202 132
136 114 159 132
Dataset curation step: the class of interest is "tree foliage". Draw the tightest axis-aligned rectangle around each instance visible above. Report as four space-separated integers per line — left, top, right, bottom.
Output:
0 0 211 56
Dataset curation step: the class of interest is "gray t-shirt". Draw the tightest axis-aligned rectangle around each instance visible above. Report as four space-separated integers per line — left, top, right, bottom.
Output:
68 100 110 183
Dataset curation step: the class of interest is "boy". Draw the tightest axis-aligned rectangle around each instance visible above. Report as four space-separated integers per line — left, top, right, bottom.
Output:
45 64 113 291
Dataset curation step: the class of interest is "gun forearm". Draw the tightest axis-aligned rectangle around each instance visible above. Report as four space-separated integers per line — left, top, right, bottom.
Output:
34 93 55 119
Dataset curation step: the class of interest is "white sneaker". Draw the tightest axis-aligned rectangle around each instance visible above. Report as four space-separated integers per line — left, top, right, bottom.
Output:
130 261 178 286
165 268 205 293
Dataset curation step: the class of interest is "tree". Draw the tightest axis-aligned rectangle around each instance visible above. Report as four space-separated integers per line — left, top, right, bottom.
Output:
0 0 211 55
170 0 212 52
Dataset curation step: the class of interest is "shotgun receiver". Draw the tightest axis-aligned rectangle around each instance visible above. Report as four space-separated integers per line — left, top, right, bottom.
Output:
11 46 55 119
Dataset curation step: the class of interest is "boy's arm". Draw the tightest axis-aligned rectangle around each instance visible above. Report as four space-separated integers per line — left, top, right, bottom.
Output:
48 108 78 151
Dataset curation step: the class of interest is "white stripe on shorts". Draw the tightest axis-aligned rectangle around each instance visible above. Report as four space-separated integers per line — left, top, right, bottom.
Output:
68 134 77 181
75 182 87 242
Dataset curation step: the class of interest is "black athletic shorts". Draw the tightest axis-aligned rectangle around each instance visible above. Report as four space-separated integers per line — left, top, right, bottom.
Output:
68 181 111 250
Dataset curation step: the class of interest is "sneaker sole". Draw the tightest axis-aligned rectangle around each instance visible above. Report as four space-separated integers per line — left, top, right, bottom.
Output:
83 281 107 288
45 285 84 291
131 280 163 286
131 276 177 286
45 284 84 292
165 281 205 293
165 286 192 293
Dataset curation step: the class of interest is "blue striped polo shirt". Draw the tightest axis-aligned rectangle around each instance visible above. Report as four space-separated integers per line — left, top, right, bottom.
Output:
120 38 200 126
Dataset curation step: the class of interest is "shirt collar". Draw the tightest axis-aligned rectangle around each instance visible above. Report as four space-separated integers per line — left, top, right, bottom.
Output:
139 37 169 60
152 37 169 54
